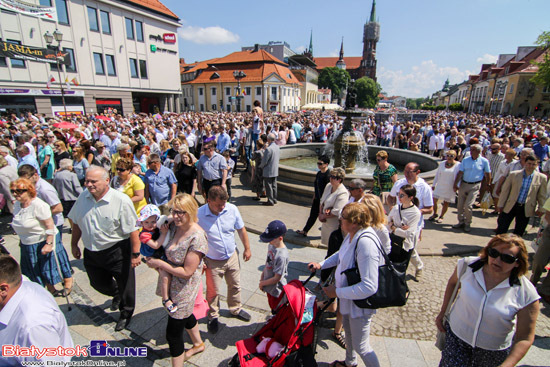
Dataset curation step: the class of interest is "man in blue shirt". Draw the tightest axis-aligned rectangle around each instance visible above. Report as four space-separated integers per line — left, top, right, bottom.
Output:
144 154 177 207
216 127 231 153
16 145 40 176
453 144 491 232
533 136 549 167
197 186 252 334
197 141 227 199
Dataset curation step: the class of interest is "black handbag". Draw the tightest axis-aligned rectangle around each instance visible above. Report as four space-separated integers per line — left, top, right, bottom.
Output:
341 232 409 309
388 205 412 272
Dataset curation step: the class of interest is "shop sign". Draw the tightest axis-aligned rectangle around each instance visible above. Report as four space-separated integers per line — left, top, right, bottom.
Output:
163 33 176 43
52 106 85 117
0 0 56 20
0 41 70 65
0 88 84 96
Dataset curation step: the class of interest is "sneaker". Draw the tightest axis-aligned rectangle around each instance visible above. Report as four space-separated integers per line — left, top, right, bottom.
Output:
464 224 471 232
207 318 219 334
233 309 251 322
415 269 423 281
452 223 465 229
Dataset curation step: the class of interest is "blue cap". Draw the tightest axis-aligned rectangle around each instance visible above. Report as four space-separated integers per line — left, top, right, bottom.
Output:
260 220 287 242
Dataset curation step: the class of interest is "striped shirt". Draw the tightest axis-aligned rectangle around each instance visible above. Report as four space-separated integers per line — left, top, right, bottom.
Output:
486 151 505 178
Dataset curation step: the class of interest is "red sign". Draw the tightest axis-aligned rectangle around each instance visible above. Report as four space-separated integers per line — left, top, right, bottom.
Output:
163 33 176 44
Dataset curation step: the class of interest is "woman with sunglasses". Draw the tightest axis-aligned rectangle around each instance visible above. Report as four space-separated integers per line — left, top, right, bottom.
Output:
10 178 62 291
436 234 539 367
146 193 207 365
429 150 460 224
112 157 147 214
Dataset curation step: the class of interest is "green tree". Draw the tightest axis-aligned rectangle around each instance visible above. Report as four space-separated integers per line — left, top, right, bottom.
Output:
531 31 550 88
318 67 350 103
406 98 417 109
354 77 381 108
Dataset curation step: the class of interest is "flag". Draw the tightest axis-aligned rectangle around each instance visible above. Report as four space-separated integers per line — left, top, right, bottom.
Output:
65 77 71 91
47 75 55 89
71 77 79 86
241 89 246 96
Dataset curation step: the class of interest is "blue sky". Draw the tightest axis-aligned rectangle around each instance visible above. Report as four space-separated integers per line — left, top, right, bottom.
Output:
162 0 549 98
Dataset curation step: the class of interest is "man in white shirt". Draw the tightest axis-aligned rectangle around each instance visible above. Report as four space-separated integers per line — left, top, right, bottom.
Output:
389 162 433 280
0 146 18 168
0 256 74 366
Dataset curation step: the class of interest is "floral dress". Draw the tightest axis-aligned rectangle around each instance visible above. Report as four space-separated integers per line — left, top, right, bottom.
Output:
372 164 398 196
156 228 208 319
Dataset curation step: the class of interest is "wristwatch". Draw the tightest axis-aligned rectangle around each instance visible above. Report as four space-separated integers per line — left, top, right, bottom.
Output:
131 252 141 258
45 242 53 246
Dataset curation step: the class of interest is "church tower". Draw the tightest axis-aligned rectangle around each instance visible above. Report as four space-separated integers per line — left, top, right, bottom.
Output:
360 0 380 81
336 37 346 70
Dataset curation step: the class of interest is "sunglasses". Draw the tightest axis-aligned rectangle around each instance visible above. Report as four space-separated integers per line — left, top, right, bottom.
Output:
10 189 28 195
329 176 339 180
398 193 407 198
116 168 127 172
170 209 187 217
487 247 517 264
317 162 325 165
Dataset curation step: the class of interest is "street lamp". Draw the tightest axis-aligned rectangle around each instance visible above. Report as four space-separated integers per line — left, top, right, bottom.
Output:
233 70 246 112
43 29 68 118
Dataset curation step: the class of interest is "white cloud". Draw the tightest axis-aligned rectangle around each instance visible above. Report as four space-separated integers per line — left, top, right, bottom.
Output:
329 50 338 57
378 60 474 98
295 45 306 53
178 26 239 45
476 53 498 64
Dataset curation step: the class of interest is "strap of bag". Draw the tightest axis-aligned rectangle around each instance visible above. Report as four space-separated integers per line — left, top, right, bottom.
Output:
350 231 391 271
443 260 468 318
398 205 403 226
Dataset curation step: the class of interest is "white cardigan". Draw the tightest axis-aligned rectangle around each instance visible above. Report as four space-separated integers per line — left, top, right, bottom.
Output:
386 204 422 251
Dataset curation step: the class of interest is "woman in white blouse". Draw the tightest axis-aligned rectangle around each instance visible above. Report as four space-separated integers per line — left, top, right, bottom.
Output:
436 234 539 367
429 150 460 223
319 167 349 247
387 184 422 275
10 178 62 292
309 202 383 367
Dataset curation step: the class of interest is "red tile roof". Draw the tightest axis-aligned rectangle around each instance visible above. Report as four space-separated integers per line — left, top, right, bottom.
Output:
314 57 362 70
210 50 286 66
124 0 179 20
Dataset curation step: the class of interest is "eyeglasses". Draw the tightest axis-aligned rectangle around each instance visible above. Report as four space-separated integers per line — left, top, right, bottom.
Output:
10 189 28 195
116 168 127 172
170 209 187 217
376 158 384 162
445 155 454 158
398 194 407 198
329 176 339 180
487 247 517 264
317 162 325 166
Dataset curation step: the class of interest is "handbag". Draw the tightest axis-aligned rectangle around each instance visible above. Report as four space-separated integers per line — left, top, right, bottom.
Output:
435 262 468 350
388 205 411 272
341 232 409 309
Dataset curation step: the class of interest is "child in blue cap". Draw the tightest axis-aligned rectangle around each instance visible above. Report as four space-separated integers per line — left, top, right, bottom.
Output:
259 220 289 310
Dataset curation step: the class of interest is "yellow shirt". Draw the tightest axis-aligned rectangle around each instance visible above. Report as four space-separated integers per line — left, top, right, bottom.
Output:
123 174 147 214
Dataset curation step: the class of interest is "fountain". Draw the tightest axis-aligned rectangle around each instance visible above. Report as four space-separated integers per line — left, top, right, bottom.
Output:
330 81 367 173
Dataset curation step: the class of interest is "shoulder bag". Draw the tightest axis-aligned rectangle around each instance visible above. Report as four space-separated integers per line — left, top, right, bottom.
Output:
388 205 413 272
435 261 468 350
341 232 409 309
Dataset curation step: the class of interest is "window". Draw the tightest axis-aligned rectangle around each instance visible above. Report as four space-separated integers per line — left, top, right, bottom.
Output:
200 104 204 112
7 40 25 68
226 104 230 111
246 105 251 112
106 54 116 76
125 18 134 40
509 84 514 94
225 87 231 96
39 0 51 5
135 21 144 42
52 47 76 72
55 0 69 24
198 88 203 96
87 7 99 32
139 60 147 79
245 87 251 96
93 53 104 75
256 87 262 95
271 87 277 99
100 11 111 34
212 104 217 110
211 88 216 96
129 58 138 78
0 57 6 67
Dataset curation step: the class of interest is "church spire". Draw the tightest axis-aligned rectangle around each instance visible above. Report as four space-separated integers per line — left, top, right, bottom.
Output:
308 29 313 55
369 0 376 23
339 37 344 60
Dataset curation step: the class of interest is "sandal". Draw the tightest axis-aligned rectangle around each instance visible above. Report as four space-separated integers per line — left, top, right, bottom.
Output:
428 214 438 221
296 230 307 237
330 361 356 367
332 331 346 349
162 299 178 313
435 217 444 224
184 342 205 359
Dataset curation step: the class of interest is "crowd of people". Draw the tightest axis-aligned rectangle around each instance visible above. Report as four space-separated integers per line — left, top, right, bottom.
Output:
0 106 549 367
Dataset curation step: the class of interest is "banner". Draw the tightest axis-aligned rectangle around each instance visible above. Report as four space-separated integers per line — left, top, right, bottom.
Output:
0 41 70 66
0 88 84 96
0 0 56 20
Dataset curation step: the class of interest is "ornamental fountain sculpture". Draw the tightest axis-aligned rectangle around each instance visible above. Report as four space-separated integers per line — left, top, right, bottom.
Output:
330 81 367 173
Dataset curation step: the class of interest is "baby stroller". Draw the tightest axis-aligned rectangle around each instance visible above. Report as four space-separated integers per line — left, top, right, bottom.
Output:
229 272 333 367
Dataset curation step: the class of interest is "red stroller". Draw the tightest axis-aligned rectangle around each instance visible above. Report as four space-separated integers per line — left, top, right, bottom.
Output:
229 272 332 367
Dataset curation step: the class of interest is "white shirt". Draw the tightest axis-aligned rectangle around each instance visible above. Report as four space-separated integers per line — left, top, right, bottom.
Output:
449 257 540 350
11 197 56 245
5 154 18 168
68 188 138 251
0 278 74 366
390 177 433 229
386 204 422 251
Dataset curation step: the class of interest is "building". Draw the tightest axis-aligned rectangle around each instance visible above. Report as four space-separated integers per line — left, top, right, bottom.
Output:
181 46 302 113
0 0 181 117
318 88 331 103
242 41 296 63
287 52 320 107
314 0 379 81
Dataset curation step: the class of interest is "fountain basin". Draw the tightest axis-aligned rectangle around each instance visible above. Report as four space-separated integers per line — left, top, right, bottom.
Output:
277 144 440 205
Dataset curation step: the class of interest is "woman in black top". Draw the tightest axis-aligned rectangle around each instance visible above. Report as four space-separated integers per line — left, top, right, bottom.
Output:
53 141 70 169
174 152 197 197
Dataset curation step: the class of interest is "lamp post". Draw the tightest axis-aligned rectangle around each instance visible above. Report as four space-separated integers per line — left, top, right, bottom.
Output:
233 70 246 112
44 29 68 119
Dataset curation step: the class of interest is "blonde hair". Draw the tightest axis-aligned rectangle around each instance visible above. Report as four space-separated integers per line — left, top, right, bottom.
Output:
361 193 387 227
168 193 199 223
341 202 370 229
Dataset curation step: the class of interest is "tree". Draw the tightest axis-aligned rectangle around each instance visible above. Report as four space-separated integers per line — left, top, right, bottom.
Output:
406 98 417 109
531 31 550 88
318 67 350 103
354 77 381 108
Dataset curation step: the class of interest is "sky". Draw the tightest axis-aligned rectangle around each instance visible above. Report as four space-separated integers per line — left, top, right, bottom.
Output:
162 0 549 98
